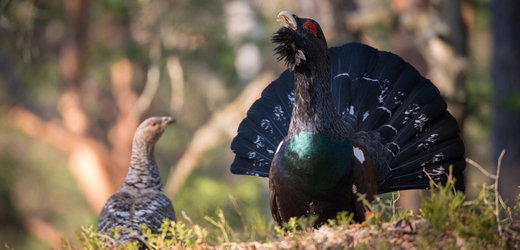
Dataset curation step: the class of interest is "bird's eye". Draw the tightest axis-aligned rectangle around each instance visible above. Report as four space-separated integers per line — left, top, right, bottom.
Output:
303 22 317 36
150 121 157 126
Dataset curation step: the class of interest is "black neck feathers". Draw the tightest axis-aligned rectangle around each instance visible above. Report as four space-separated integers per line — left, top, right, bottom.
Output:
288 46 349 141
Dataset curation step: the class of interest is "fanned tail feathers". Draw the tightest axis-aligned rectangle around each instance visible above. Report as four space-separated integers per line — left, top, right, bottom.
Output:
230 71 294 177
231 43 465 193
330 43 465 192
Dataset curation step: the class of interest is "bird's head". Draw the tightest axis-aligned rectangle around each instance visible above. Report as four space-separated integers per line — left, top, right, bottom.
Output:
272 11 328 71
135 116 176 145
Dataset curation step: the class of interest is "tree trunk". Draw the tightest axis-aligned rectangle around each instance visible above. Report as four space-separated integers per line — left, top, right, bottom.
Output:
491 0 520 209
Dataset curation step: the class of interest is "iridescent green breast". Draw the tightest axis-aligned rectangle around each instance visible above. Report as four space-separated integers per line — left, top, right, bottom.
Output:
275 131 353 194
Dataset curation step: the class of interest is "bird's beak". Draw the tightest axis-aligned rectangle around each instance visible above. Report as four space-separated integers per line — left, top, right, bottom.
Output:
277 11 297 31
163 117 176 125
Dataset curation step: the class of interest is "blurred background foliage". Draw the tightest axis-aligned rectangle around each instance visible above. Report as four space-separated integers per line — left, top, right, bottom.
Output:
0 0 504 248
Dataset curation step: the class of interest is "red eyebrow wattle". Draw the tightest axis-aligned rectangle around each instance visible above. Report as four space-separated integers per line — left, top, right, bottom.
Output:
304 22 317 36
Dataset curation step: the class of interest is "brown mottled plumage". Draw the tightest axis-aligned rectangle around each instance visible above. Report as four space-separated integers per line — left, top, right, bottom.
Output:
98 117 176 242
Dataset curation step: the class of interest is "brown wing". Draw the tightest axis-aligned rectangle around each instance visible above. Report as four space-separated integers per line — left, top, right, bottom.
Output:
269 170 283 225
350 142 378 222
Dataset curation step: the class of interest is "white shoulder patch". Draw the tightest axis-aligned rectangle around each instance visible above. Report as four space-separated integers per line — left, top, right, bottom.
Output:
353 146 365 164
275 140 284 154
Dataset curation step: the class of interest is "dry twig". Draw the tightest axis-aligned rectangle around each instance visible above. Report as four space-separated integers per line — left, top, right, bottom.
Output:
422 167 440 189
466 158 497 179
495 149 505 236
182 211 194 226
81 226 118 247
392 191 401 218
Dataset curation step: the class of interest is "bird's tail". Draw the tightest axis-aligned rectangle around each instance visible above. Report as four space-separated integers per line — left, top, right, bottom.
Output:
230 70 294 177
329 43 465 193
231 43 465 193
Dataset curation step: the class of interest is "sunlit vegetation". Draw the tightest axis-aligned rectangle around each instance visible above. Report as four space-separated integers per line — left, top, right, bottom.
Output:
0 0 515 249
61 168 519 249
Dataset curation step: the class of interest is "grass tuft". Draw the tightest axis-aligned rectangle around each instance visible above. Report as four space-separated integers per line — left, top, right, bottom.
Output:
66 161 520 249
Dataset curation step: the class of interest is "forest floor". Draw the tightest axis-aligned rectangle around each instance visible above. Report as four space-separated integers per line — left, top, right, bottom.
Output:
50 160 520 250
213 218 520 250
74 211 520 250
70 171 520 250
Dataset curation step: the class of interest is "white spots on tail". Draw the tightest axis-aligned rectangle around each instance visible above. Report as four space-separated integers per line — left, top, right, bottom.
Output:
349 105 355 115
417 134 440 150
273 105 286 121
405 103 421 115
414 114 429 131
353 146 365 163
362 111 369 121
333 72 350 79
431 153 444 163
378 79 391 104
378 106 392 116
422 166 446 181
266 149 274 155
421 153 445 167
253 135 265 148
247 150 268 168
288 91 295 105
245 171 260 177
403 103 421 125
352 184 358 194
393 91 406 106
260 119 273 134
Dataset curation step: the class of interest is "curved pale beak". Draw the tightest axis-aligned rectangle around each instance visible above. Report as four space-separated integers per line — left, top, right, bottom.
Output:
277 11 297 31
162 116 176 125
